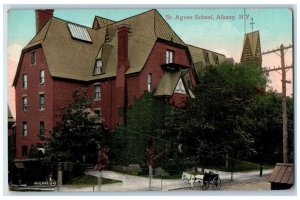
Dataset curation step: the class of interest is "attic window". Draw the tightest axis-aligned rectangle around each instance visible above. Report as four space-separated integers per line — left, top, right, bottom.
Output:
204 50 209 63
213 54 219 64
67 23 92 42
31 51 36 65
94 59 103 75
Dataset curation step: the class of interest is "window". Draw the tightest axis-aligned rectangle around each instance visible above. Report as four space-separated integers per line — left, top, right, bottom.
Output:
166 50 174 64
22 96 27 111
23 74 27 89
94 84 101 100
212 54 219 64
31 51 36 65
67 23 92 42
22 122 27 136
147 73 152 92
40 121 45 137
175 78 186 94
94 59 103 75
22 146 28 158
40 70 45 85
204 50 209 63
93 108 102 117
39 93 45 110
215 56 219 64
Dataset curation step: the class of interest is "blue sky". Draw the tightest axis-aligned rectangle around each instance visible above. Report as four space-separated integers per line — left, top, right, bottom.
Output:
8 8 293 61
7 8 294 116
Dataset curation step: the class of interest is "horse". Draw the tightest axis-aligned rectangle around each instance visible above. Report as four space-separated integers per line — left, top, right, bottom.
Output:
181 171 204 187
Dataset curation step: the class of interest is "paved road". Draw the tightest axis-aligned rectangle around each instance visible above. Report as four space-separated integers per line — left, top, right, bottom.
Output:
58 169 273 192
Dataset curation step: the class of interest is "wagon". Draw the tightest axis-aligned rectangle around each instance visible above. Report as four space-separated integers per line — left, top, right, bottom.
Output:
202 171 221 190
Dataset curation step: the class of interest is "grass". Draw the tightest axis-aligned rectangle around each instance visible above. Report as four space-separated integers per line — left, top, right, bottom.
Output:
204 161 275 172
65 174 121 186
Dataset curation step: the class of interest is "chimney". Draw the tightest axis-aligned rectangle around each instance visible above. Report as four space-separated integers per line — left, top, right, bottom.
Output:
115 24 131 125
117 24 130 70
116 24 130 88
35 9 54 33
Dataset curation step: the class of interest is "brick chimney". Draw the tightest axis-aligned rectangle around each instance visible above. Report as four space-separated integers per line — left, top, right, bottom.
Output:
35 9 54 33
115 24 130 125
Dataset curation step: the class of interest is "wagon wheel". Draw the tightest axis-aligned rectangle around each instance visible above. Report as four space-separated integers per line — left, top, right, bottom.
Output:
212 176 221 190
202 181 209 190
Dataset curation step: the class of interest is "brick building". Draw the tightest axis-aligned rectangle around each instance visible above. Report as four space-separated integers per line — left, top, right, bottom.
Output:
13 9 226 158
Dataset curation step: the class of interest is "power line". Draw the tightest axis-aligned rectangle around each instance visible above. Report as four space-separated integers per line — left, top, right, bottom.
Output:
117 127 267 168
262 44 293 163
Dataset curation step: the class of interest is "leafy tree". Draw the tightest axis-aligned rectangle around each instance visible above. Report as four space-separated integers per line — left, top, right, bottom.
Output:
246 92 294 164
45 88 105 164
160 63 267 170
111 92 171 170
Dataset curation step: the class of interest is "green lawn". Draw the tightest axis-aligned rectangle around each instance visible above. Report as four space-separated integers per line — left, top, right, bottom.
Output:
203 161 275 172
65 174 121 186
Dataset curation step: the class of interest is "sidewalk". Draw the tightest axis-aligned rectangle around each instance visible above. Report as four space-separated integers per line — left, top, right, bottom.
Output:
58 169 274 192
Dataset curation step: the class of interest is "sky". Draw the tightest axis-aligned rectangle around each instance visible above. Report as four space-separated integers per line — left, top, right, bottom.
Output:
7 8 294 118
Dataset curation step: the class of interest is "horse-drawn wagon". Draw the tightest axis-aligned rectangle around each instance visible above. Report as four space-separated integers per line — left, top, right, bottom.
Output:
182 170 221 190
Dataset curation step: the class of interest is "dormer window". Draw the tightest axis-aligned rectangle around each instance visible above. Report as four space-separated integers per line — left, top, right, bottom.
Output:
94 59 103 75
166 50 174 64
214 54 219 64
204 50 209 64
31 51 36 65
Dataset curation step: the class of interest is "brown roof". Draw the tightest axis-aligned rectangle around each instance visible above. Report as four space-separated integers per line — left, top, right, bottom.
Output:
154 71 182 96
187 44 226 75
93 16 115 29
269 163 294 185
13 9 225 85
154 70 194 98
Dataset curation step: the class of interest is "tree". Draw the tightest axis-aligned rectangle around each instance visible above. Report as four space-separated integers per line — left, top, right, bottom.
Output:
45 88 105 164
246 92 294 164
160 63 267 170
111 92 171 170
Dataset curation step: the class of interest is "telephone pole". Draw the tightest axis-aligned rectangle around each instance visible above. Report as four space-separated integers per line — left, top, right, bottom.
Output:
262 44 293 163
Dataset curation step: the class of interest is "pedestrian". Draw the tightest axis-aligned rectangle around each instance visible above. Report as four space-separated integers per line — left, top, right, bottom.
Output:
95 148 109 171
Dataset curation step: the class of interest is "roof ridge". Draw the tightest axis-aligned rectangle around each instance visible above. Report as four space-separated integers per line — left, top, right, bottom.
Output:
154 10 185 45
94 15 116 22
97 9 156 28
52 16 94 29
26 17 53 47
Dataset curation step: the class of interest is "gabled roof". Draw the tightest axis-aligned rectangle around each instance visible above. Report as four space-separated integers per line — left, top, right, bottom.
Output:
154 70 194 98
93 16 116 29
154 71 182 96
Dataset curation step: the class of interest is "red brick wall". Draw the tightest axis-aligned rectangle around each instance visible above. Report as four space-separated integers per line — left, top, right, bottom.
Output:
15 47 54 158
170 93 188 108
52 79 87 126
87 41 196 129
128 41 194 100
15 47 88 158
88 79 116 130
15 41 197 158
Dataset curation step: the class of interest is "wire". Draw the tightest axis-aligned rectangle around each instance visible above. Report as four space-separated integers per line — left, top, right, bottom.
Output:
116 127 267 168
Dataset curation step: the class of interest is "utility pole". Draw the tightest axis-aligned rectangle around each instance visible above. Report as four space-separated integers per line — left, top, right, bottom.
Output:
262 44 293 163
